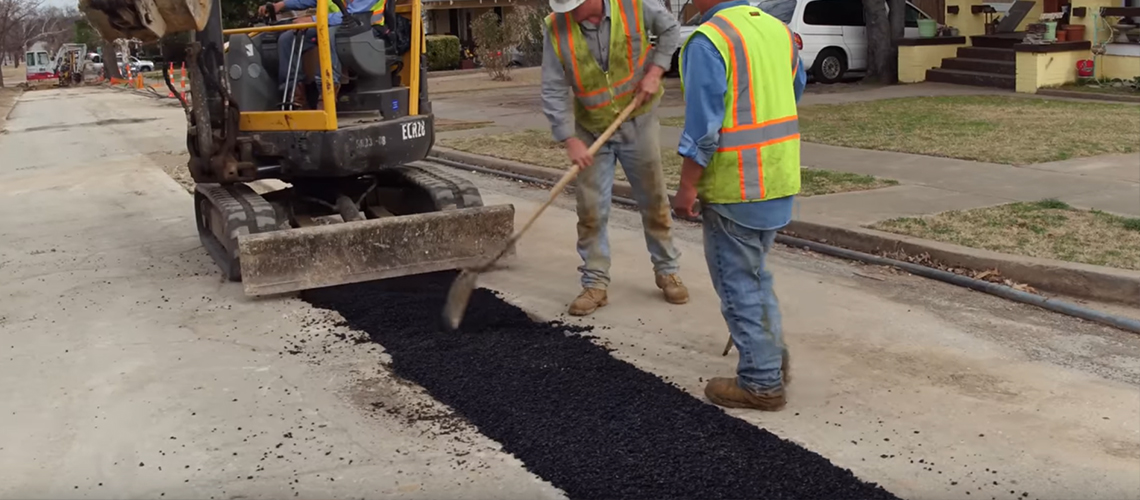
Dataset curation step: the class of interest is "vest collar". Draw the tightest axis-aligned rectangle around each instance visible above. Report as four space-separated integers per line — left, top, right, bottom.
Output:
701 0 751 23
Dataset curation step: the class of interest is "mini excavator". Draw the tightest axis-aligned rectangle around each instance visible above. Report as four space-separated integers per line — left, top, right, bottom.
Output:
79 0 514 295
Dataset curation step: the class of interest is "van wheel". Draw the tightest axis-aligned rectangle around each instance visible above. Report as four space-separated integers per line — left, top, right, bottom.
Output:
812 48 847 84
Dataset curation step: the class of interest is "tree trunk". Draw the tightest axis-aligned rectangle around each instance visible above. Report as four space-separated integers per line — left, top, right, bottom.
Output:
102 41 123 79
887 0 905 82
862 0 893 84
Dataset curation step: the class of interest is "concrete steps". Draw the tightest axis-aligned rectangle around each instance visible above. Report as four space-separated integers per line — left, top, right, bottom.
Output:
940 57 1016 75
957 46 1017 62
926 43 1017 89
925 68 1016 89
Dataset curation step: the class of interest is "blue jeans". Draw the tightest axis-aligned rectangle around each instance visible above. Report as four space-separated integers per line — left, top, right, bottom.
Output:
277 26 341 90
574 113 681 289
702 206 785 392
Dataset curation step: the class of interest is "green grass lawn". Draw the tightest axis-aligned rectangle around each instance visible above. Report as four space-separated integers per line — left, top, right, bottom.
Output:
664 96 1140 165
440 129 896 194
872 199 1140 270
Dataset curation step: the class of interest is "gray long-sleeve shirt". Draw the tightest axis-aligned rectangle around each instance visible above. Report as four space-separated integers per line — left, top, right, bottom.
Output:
541 0 680 143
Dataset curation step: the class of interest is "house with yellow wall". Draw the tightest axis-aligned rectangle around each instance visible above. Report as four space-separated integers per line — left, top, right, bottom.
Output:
898 0 1140 93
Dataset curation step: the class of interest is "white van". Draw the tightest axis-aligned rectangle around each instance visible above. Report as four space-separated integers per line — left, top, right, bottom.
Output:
674 0 934 83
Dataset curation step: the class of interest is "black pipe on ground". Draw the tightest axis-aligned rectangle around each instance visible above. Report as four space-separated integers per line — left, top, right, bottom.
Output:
426 158 1140 335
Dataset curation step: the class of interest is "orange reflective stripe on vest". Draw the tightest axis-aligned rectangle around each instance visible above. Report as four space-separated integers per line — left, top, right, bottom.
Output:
370 0 386 25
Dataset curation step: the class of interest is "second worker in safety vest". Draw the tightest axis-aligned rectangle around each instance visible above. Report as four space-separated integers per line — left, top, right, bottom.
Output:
542 0 688 317
672 0 806 411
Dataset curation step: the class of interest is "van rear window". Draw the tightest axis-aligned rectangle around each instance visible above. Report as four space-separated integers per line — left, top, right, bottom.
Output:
803 0 865 26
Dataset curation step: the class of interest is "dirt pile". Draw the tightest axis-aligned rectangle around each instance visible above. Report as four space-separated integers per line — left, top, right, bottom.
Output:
303 273 900 500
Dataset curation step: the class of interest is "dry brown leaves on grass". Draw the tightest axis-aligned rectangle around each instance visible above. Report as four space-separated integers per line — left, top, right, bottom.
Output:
441 129 896 194
872 199 1140 270
795 96 1140 165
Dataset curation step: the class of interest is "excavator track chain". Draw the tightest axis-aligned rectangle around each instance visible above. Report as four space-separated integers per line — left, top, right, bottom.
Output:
195 183 282 282
394 163 485 211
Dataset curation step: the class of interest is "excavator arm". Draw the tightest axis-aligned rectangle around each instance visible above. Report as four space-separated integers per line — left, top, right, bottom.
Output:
79 0 212 43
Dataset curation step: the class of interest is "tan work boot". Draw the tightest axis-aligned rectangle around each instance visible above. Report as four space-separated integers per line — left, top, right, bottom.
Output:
568 288 608 316
655 273 689 304
704 377 786 411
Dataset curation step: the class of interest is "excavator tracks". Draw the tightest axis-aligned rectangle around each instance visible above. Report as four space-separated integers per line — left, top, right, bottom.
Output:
195 183 283 281
195 163 494 284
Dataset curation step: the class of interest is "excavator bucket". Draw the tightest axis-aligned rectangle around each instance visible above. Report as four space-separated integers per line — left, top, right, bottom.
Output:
79 0 211 43
236 205 516 296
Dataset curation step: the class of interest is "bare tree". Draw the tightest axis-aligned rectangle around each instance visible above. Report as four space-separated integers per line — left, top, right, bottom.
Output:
862 0 906 84
0 0 42 87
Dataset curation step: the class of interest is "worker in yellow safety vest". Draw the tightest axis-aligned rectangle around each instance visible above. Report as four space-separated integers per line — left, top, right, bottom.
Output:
671 0 807 411
261 0 344 108
542 0 688 317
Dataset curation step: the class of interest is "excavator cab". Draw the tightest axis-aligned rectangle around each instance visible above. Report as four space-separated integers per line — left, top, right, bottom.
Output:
79 0 514 296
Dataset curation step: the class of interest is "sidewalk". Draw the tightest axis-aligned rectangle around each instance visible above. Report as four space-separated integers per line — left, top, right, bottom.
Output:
430 78 1140 223
793 144 1140 222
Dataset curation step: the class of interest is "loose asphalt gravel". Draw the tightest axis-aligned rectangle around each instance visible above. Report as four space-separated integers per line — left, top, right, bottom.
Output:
303 273 901 500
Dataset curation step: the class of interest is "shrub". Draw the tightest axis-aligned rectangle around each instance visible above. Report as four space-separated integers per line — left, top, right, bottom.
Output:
471 10 523 81
516 3 551 67
425 35 461 71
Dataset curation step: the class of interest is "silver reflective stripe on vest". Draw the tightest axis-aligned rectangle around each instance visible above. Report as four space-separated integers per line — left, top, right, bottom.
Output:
618 0 643 70
707 15 754 127
719 118 799 149
739 148 763 199
371 11 384 24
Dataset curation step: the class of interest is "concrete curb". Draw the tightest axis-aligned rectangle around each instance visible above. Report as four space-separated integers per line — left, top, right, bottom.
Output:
1036 88 1140 104
427 68 486 79
430 146 1140 307
431 146 642 202
781 221 1140 307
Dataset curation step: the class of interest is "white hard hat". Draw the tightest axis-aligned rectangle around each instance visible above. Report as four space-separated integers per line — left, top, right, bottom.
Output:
550 0 587 14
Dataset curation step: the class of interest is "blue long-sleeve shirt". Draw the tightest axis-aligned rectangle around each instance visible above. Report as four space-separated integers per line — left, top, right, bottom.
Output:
678 0 806 231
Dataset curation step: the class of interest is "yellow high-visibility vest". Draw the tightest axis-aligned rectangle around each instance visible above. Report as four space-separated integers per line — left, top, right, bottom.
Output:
369 0 386 26
545 0 662 134
681 5 801 203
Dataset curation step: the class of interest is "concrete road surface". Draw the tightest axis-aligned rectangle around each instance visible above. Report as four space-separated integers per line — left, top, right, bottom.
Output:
1 88 1138 500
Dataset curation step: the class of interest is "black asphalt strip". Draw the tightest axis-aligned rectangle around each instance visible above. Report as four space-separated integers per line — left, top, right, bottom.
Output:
303 274 900 500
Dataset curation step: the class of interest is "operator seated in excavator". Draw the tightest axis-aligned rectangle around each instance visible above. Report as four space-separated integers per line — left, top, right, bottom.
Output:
256 0 410 110
78 0 515 296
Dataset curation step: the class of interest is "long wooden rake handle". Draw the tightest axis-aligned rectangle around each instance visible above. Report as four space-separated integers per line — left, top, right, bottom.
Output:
474 97 643 270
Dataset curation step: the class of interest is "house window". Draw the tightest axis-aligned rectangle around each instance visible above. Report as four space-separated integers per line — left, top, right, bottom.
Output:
803 0 865 26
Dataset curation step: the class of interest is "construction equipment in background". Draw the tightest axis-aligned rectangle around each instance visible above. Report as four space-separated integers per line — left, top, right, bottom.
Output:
55 44 87 87
78 0 515 296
